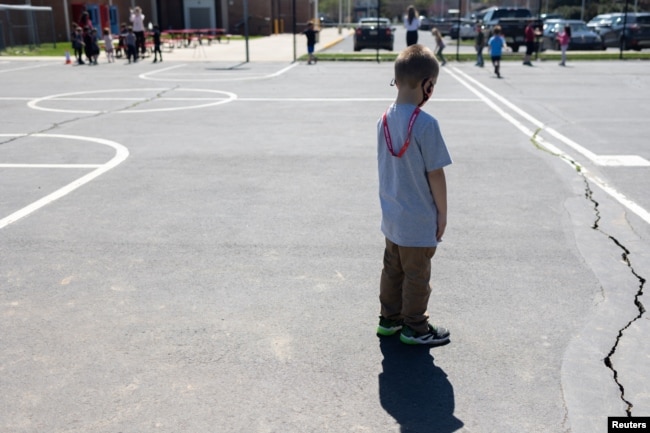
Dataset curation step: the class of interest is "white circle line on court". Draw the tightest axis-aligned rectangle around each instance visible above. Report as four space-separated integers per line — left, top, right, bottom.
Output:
6 96 476 103
139 62 298 82
0 163 103 168
0 133 130 230
235 97 479 102
0 63 51 74
26 88 238 114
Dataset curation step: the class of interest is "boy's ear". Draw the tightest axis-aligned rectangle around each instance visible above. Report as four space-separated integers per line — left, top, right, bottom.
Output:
424 78 435 97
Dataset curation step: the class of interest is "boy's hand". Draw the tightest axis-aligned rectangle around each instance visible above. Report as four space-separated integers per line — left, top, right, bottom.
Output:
427 168 448 243
437 213 447 242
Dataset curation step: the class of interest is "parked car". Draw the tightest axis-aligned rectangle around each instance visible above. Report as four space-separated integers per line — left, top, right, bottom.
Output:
618 13 650 50
541 19 603 50
540 13 564 21
418 16 437 31
589 12 650 50
481 7 540 52
587 13 617 35
319 16 337 27
419 17 454 35
449 19 479 40
353 17 394 51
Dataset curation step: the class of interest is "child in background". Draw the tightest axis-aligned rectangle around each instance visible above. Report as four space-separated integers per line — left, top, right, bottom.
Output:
90 28 100 65
103 28 115 63
116 23 127 58
152 24 163 63
72 26 85 65
302 21 319 65
126 26 137 63
475 22 485 67
432 28 447 66
488 26 507 78
557 25 571 66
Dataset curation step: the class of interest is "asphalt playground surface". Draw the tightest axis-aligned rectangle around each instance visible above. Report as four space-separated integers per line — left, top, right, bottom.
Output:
1 31 649 433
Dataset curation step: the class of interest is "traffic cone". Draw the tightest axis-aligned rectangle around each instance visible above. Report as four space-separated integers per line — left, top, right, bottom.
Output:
65 50 71 64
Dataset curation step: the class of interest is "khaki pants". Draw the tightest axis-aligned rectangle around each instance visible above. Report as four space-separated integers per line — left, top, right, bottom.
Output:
379 238 436 334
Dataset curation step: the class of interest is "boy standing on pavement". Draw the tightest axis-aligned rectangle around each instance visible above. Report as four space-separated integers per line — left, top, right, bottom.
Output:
125 26 137 63
152 24 163 63
376 44 452 346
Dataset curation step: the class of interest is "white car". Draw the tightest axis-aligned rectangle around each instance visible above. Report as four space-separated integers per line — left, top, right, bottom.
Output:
449 19 479 40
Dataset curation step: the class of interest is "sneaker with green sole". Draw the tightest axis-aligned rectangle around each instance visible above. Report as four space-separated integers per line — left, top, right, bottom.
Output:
376 316 403 337
400 324 450 345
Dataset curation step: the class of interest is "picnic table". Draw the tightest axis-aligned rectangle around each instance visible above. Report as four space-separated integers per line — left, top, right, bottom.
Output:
161 28 229 48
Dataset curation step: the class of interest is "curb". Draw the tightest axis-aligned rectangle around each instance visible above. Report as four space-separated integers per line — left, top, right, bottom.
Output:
319 30 353 52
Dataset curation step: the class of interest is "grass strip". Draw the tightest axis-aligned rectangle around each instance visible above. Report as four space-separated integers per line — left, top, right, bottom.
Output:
304 51 650 62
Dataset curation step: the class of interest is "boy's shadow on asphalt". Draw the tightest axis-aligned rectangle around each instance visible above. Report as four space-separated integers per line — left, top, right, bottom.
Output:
378 337 464 433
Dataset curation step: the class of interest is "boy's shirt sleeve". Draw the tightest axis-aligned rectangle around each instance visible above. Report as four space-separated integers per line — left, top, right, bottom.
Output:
418 118 452 172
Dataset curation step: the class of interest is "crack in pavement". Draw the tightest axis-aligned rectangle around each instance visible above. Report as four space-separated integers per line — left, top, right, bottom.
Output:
602 235 646 417
1 87 178 146
532 129 647 417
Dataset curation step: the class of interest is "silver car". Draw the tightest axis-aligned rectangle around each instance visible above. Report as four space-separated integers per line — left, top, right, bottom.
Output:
542 19 603 50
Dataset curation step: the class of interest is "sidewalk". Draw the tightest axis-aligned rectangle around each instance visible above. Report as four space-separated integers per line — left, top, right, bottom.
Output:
0 27 351 63
160 27 352 62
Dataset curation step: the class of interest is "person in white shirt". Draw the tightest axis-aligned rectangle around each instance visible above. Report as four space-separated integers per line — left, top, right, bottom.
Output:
404 5 420 46
130 6 146 57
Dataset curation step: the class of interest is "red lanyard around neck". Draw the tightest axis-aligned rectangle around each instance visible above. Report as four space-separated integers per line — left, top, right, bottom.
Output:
382 106 421 158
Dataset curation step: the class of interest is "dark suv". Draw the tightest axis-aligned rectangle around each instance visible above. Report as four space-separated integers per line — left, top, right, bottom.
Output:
588 12 650 50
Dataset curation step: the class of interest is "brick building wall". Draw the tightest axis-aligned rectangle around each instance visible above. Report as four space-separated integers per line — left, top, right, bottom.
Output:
0 0 312 45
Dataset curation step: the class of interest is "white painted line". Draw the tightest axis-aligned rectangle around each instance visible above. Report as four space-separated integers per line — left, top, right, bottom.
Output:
448 67 650 168
21 96 476 103
49 97 147 101
27 88 237 114
445 66 650 226
587 174 650 224
0 63 51 74
139 63 186 80
41 97 231 102
235 97 479 102
139 62 299 82
0 134 129 230
593 155 650 167
0 163 103 168
23 89 474 114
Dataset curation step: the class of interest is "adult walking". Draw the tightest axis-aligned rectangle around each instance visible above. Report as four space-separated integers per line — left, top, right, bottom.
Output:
404 6 420 46
78 10 93 30
523 19 541 66
130 6 146 58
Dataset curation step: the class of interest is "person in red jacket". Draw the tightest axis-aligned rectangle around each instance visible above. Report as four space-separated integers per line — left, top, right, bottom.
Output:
523 20 541 66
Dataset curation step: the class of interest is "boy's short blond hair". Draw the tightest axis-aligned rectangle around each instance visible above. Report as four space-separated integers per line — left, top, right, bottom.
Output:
394 44 439 89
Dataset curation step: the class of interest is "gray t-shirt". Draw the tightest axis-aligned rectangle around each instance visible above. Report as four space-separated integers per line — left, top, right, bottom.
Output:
377 103 452 247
